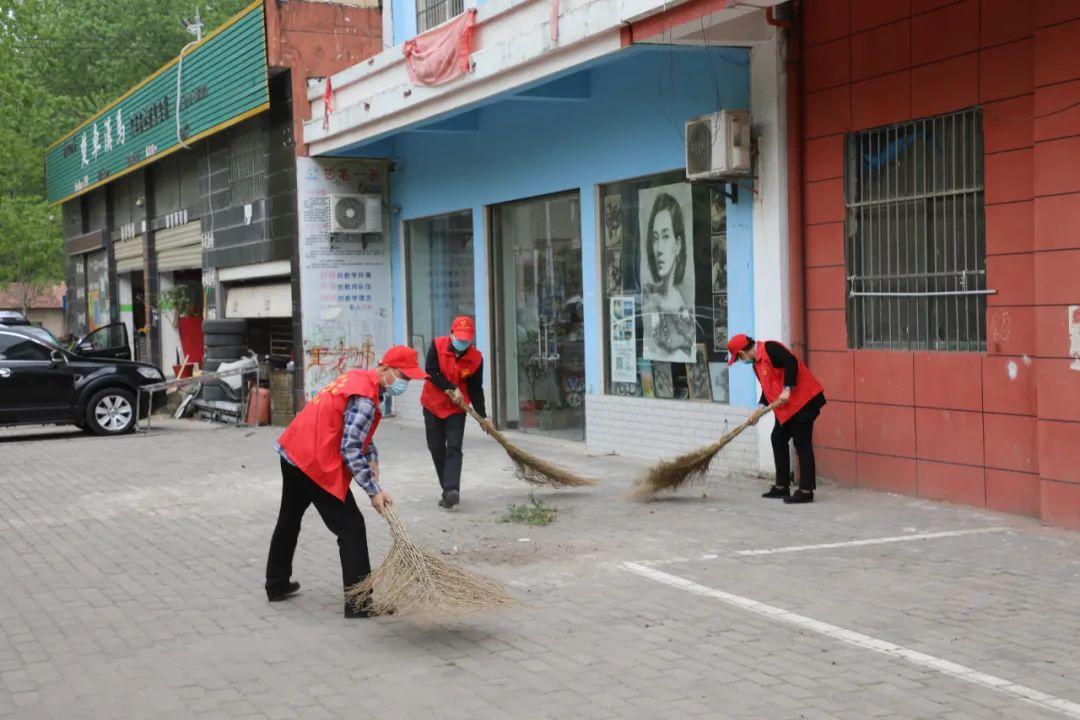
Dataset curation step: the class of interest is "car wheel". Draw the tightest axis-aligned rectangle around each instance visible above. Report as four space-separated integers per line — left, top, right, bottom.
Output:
86 388 137 435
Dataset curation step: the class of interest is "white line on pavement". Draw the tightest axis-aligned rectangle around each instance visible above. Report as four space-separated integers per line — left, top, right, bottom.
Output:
733 527 1011 557
636 527 1011 566
621 562 1080 719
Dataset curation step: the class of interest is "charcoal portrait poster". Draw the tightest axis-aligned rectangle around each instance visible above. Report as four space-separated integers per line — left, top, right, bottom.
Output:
639 182 696 363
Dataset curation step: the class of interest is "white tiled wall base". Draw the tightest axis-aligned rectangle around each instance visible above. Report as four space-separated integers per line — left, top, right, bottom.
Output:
390 387 766 480
584 395 765 479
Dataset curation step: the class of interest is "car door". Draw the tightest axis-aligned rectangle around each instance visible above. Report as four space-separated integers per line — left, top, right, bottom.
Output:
0 331 79 423
76 322 131 360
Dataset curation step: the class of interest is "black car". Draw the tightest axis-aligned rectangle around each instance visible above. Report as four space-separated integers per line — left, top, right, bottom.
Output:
0 322 166 435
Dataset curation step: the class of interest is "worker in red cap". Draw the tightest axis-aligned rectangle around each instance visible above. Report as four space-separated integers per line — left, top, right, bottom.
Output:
421 316 494 509
266 345 428 617
727 333 826 504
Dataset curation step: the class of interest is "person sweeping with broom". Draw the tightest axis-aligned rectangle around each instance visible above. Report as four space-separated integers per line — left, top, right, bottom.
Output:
727 333 826 504
421 316 495 510
265 346 428 618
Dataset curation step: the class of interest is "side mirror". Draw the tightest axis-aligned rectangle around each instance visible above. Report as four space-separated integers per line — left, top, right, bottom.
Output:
77 342 94 353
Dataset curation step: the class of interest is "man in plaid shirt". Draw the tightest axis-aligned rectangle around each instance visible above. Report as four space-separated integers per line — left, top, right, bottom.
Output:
266 346 427 618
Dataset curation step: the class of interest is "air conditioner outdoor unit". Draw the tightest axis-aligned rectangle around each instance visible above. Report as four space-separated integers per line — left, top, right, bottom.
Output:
685 110 752 181
329 193 383 234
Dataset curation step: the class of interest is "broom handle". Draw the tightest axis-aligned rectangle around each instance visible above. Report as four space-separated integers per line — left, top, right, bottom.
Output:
448 391 497 436
718 400 783 447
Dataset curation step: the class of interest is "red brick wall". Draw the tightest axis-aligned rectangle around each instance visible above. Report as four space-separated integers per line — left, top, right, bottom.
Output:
800 0 1080 528
264 0 382 157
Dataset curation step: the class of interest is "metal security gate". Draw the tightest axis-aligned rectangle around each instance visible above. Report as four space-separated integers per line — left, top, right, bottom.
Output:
844 108 991 352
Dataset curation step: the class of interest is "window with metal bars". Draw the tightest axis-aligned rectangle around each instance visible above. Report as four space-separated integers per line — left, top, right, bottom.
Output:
416 0 464 33
844 108 989 352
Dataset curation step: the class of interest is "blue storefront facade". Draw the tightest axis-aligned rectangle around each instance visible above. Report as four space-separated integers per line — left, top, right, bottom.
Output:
304 0 789 472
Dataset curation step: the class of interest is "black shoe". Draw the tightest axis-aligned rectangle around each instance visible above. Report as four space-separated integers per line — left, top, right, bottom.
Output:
344 600 375 619
266 581 300 602
784 490 814 504
439 490 460 509
761 485 790 499
345 593 393 618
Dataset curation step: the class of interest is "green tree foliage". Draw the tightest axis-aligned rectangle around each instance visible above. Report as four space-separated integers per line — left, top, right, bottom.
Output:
0 196 61 314
0 0 250 301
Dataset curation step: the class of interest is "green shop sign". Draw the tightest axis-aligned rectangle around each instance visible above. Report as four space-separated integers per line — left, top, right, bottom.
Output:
45 0 269 205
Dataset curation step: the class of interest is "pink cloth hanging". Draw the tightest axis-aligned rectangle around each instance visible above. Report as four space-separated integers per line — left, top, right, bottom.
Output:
403 9 478 86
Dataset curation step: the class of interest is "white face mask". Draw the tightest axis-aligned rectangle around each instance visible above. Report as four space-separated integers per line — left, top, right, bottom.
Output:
388 377 409 396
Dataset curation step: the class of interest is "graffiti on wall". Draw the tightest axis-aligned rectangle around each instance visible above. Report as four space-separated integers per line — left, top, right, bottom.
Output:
297 157 391 399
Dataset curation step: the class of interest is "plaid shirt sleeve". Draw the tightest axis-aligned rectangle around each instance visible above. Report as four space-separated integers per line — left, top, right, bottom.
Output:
340 395 382 497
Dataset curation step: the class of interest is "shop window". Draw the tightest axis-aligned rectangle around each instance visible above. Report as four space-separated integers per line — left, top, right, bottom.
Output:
601 171 729 403
844 108 986 351
405 210 474 362
85 249 111 330
416 0 464 33
229 131 264 206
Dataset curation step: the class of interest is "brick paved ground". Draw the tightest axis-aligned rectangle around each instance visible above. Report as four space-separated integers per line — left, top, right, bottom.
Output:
1 416 1079 719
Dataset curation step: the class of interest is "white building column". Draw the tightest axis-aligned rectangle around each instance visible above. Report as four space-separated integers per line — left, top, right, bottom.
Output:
750 30 791 474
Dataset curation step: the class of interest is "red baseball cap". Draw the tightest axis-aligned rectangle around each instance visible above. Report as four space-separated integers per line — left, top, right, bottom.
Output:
379 345 429 380
450 316 475 342
726 333 753 366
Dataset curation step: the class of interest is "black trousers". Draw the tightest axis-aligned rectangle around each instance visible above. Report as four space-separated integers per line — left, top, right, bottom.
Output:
771 411 818 492
424 408 467 493
265 457 371 592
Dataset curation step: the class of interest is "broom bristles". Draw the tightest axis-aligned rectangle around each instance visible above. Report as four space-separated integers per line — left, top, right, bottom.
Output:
631 403 780 499
346 507 517 619
460 402 598 488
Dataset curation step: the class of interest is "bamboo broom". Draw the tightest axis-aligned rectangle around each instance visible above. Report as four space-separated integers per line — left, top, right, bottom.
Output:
630 401 782 499
453 394 598 488
345 506 517 619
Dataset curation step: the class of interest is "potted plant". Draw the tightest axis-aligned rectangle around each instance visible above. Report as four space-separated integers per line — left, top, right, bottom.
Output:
517 332 546 428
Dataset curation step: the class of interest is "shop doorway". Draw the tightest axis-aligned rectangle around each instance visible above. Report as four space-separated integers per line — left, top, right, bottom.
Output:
490 192 584 441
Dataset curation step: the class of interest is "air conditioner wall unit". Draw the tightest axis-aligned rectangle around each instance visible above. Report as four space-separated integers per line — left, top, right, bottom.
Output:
685 110 752 181
330 193 383 234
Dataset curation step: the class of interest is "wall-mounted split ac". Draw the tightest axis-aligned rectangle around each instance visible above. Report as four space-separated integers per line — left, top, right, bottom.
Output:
685 110 752 181
329 193 383 234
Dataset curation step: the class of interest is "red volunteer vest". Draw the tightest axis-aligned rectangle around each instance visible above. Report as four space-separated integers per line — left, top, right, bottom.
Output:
753 340 825 425
277 369 382 501
420 336 483 419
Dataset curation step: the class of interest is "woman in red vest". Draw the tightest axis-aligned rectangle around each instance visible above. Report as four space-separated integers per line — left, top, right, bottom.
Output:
266 346 428 618
727 333 826 504
420 316 494 509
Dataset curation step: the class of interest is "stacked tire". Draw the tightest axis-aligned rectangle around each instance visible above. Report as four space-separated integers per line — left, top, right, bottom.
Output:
202 318 248 372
